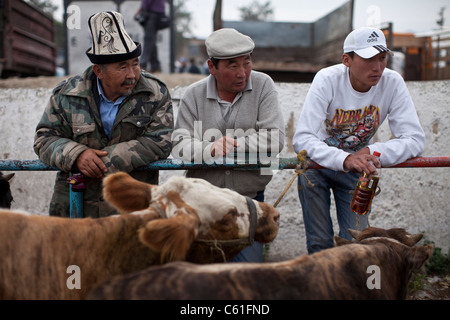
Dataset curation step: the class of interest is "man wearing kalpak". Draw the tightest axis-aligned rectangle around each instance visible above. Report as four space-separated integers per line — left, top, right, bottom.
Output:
34 11 173 217
172 28 285 262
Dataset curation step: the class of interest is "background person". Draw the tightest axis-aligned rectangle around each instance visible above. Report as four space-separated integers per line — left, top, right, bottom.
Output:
293 27 425 254
187 57 202 74
34 11 173 218
172 28 285 262
135 0 166 72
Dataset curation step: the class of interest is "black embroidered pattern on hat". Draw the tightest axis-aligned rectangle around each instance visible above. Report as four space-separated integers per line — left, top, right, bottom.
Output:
99 15 119 53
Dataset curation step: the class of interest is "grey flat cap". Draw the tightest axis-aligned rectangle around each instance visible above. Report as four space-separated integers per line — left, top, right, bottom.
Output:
206 28 255 59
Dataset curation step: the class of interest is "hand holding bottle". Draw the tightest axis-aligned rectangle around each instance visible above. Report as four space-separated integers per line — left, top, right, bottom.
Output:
344 148 381 175
350 151 381 215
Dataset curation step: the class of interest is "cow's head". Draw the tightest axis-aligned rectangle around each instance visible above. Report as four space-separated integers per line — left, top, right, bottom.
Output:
103 172 280 263
0 172 14 209
334 227 433 277
335 227 424 247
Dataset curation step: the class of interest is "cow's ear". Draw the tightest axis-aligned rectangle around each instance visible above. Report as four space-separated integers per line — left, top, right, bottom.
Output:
139 212 200 263
409 244 434 271
102 172 152 213
334 236 352 246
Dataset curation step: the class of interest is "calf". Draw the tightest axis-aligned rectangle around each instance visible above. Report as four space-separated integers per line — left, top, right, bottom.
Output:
0 172 14 209
0 172 279 300
87 227 432 300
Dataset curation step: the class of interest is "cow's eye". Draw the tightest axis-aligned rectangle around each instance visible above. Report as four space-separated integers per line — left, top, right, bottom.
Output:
219 208 238 229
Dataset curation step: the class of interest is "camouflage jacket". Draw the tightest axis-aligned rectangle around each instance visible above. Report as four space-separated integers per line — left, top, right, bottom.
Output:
34 66 173 218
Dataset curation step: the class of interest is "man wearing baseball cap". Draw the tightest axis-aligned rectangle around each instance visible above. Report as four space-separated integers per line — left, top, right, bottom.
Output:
293 27 425 254
172 28 285 262
34 11 173 218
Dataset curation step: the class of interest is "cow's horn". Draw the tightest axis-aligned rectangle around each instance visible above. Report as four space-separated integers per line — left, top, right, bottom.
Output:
408 233 424 246
348 229 361 239
2 173 14 181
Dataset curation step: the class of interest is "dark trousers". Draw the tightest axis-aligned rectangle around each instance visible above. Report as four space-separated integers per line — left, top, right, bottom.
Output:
140 11 161 72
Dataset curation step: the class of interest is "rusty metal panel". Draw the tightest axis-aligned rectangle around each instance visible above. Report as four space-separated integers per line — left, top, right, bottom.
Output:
223 20 312 48
223 1 352 75
313 1 352 47
0 0 56 76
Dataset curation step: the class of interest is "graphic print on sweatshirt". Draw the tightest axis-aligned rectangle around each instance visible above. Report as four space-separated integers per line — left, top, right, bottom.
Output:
324 104 380 152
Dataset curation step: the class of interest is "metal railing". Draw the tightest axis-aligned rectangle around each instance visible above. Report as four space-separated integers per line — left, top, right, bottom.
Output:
2 156 450 171
1 156 449 218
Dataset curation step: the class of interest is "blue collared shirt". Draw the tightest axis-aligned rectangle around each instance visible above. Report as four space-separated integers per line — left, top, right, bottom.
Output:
97 78 125 138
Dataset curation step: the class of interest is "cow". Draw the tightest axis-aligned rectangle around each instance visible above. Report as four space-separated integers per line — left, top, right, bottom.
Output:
87 227 433 300
0 172 280 300
0 172 14 209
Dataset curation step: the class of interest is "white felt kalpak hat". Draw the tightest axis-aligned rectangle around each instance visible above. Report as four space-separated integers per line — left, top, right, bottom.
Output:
343 27 393 59
86 11 141 64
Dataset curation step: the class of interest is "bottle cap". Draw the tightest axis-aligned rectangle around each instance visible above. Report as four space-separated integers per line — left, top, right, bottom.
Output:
373 151 381 157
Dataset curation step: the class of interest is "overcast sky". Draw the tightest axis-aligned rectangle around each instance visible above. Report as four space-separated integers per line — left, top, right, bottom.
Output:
53 0 449 38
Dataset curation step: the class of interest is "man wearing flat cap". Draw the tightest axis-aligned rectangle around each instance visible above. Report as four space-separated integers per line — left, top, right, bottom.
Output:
172 28 285 262
293 27 425 254
34 11 173 218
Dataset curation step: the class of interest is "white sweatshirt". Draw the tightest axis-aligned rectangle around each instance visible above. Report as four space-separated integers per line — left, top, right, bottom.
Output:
293 64 425 171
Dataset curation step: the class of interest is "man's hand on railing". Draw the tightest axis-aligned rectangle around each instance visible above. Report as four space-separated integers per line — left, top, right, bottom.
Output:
210 137 239 157
75 149 108 178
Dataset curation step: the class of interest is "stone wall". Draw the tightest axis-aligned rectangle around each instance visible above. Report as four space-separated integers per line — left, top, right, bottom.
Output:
0 80 448 260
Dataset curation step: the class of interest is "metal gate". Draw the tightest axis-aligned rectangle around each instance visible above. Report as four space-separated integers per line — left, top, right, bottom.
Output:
1 156 449 218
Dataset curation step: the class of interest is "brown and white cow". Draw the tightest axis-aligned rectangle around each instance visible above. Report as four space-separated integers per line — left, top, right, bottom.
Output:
87 227 433 300
0 172 279 300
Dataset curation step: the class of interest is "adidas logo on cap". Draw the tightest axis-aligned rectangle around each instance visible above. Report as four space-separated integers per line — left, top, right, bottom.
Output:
367 31 380 43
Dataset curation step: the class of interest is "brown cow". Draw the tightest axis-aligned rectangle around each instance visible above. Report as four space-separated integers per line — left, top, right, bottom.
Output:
87 227 433 300
0 172 279 300
0 172 14 209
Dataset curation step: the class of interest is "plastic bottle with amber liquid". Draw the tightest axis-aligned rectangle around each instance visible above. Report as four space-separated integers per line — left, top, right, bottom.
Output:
350 151 381 215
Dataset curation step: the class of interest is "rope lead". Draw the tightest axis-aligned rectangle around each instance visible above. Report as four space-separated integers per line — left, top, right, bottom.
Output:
273 150 314 208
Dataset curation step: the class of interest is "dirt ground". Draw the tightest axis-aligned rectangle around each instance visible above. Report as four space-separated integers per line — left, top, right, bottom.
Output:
1 72 448 300
407 274 450 300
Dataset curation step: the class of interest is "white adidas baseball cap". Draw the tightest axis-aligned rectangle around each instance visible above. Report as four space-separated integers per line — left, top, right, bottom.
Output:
343 27 393 59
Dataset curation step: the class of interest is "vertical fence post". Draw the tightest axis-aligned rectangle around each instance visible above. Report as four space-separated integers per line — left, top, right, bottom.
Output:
66 173 85 218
